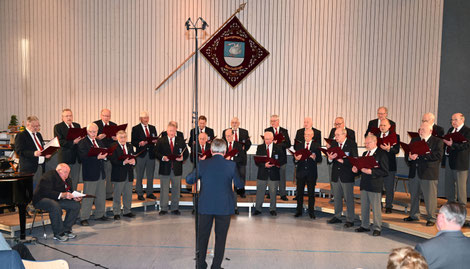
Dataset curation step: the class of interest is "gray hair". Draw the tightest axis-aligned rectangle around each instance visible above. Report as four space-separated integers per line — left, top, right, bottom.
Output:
87 122 98 131
210 138 227 153
439 202 467 226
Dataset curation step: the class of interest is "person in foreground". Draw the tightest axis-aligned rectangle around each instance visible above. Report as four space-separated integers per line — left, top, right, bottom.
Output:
415 202 470 269
186 138 244 269
32 163 82 242
387 247 428 269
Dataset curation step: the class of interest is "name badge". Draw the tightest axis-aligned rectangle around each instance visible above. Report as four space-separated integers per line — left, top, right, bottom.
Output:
179 148 182 154
274 154 279 160
345 152 350 156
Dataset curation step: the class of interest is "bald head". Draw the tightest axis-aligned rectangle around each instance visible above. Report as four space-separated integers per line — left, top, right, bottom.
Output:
419 123 433 138
224 129 234 143
334 128 347 143
263 131 274 145
198 132 208 146
365 134 377 150
303 117 313 129
230 117 240 129
422 113 436 125
304 128 314 142
56 163 71 181
451 113 465 129
377 107 388 120
379 118 391 133
100 108 111 124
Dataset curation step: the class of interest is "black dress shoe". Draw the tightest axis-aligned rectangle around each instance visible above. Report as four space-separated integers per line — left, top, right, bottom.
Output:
372 230 381 236
123 212 136 218
385 208 392 214
327 217 342 224
106 197 113 201
97 216 110 221
80 220 90 226
171 210 181 215
344 222 354 228
294 212 302 218
464 221 470 228
146 193 157 199
159 211 168 215
234 209 239 215
270 211 277 216
253 210 262 216
403 216 419 222
309 213 316 219
355 227 370 233
240 194 246 198
280 196 288 201
137 195 145 201
426 220 435 226
266 194 271 199
192 209 195 215
114 215 121 220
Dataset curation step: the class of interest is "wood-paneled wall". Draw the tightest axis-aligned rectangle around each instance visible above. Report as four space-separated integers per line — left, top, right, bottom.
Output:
0 0 443 145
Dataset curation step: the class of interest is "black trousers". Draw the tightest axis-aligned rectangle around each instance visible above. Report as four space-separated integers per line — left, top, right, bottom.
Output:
296 174 316 214
197 214 231 269
34 198 80 236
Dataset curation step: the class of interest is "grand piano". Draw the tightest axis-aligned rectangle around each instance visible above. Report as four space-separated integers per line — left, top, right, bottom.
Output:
0 172 33 240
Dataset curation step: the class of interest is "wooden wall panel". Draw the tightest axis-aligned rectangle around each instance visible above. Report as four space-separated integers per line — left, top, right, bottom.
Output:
0 0 443 145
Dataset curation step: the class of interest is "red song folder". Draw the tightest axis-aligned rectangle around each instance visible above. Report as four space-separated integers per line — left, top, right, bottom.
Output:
224 148 239 159
400 140 431 156
253 155 281 167
348 156 379 170
320 147 346 160
66 127 87 141
103 124 128 138
378 132 398 146
87 144 118 157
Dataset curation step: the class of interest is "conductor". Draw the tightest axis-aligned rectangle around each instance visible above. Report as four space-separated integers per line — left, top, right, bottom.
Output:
186 138 244 269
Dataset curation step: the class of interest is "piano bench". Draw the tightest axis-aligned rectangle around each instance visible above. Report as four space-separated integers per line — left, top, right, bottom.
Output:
29 209 48 239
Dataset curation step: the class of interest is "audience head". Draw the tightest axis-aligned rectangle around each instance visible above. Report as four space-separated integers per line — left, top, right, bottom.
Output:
377 107 388 120
210 138 226 155
56 163 71 181
139 111 149 125
334 117 345 129
224 129 234 143
387 247 428 269
198 132 208 146
86 123 99 139
437 202 467 231
334 128 347 144
303 117 313 129
116 130 127 144
231 117 240 130
451 113 465 129
100 109 111 124
166 122 177 138
421 113 436 126
263 131 274 145
419 123 433 138
26 116 40 133
379 119 391 134
198 116 207 130
304 128 314 143
270 115 280 128
61 108 74 125
365 134 377 150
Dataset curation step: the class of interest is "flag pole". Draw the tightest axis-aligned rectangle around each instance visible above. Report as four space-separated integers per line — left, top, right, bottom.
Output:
154 3 247 91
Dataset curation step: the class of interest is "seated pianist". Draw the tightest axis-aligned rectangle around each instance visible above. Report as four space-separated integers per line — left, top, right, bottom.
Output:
32 163 82 242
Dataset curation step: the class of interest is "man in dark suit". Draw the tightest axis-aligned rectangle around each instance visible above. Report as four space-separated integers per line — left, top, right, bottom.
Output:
422 112 445 137
415 202 470 268
155 122 189 215
404 123 444 226
110 130 136 220
15 116 52 185
293 128 322 219
190 133 211 164
364 106 396 137
294 117 321 146
188 115 215 147
443 113 470 205
224 129 247 214
222 117 251 181
78 123 109 226
94 108 117 200
327 117 356 143
376 119 400 213
186 138 244 269
326 128 358 227
253 132 287 216
353 134 389 236
265 114 291 201
131 111 158 200
54 108 84 189
32 163 81 242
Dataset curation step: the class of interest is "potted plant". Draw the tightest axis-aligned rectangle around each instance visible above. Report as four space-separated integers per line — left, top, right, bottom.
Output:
8 115 19 132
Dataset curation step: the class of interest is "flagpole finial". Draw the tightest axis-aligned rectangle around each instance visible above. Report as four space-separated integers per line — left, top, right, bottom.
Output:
237 3 247 13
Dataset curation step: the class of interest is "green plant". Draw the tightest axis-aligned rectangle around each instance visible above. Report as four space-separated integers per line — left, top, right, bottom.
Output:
8 115 18 126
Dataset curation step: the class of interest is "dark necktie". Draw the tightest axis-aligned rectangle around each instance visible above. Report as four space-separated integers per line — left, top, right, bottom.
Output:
92 139 98 148
234 130 238 141
339 143 342 149
122 144 127 155
228 142 232 152
305 142 309 150
145 126 150 137
366 151 370 157
266 146 270 158
170 138 174 152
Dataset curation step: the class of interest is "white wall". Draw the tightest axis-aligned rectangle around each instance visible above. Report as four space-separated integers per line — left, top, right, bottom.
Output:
0 0 443 145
